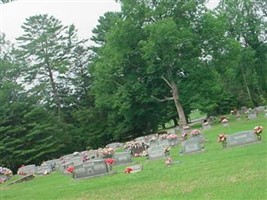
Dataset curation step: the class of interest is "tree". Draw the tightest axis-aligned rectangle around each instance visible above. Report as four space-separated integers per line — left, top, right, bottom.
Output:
16 14 80 118
216 0 267 105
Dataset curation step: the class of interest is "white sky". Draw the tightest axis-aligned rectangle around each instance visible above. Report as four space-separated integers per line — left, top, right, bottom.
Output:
0 0 219 44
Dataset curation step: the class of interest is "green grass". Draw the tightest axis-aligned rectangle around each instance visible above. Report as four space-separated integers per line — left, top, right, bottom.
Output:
189 109 206 121
1 114 267 200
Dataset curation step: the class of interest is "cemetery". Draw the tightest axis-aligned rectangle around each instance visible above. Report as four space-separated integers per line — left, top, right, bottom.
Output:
0 112 266 200
1 0 266 199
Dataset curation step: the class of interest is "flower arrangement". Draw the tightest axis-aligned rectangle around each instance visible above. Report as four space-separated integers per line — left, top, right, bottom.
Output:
181 132 188 139
105 158 116 171
159 134 168 140
253 126 263 140
165 157 173 167
105 158 115 165
221 118 228 123
0 167 13 183
191 129 201 136
124 167 133 174
66 166 75 173
217 134 227 148
167 133 178 140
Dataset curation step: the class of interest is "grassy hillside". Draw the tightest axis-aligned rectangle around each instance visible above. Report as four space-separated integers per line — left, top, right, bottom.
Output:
1 114 266 200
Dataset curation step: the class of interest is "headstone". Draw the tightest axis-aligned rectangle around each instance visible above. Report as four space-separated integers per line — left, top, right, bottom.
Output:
147 145 166 160
126 164 143 173
18 165 36 176
35 165 52 175
158 139 170 147
226 131 260 148
254 106 265 113
113 152 132 165
106 142 124 149
202 123 211 130
189 134 206 143
44 159 58 171
0 175 8 183
181 140 202 154
73 160 109 179
69 157 83 166
247 113 257 120
168 137 179 146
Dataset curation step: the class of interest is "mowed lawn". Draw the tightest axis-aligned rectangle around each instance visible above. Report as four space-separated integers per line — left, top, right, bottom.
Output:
1 114 266 200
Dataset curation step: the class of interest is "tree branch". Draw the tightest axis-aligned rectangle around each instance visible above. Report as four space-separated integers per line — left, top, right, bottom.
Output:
151 95 173 102
161 75 172 89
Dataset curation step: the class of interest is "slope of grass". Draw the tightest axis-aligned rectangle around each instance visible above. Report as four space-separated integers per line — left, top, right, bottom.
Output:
1 114 266 200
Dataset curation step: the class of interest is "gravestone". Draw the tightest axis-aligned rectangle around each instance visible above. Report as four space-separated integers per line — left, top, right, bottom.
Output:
73 160 109 179
158 139 170 147
106 142 124 149
44 159 58 171
126 164 143 173
189 134 206 143
247 113 257 120
168 137 179 146
226 131 260 148
18 165 36 176
180 140 202 154
0 175 8 182
70 156 83 166
202 123 211 130
35 165 52 175
147 145 166 160
113 152 132 166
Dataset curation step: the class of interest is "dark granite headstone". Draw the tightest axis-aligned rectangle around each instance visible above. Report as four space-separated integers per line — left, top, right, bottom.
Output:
147 145 166 160
113 152 132 165
181 140 202 154
226 131 260 147
73 160 109 179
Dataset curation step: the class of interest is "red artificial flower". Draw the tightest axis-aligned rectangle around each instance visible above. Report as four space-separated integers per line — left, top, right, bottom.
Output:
66 166 75 173
105 158 115 165
124 167 133 174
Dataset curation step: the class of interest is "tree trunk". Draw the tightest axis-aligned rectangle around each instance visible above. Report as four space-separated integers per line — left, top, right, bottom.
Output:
47 64 61 117
241 66 254 106
171 81 187 128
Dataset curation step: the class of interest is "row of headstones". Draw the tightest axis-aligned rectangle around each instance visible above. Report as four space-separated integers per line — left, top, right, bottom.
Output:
17 129 261 181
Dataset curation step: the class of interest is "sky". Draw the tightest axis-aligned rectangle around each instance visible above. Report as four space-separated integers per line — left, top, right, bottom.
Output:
0 0 219 44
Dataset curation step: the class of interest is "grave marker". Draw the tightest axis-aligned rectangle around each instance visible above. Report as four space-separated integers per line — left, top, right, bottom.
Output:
113 152 132 165
247 113 257 120
181 140 203 154
73 160 109 179
226 131 260 148
147 145 166 160
35 165 52 175
18 165 36 176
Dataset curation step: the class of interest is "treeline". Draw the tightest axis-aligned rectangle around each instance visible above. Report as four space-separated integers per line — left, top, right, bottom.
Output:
0 0 266 171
